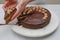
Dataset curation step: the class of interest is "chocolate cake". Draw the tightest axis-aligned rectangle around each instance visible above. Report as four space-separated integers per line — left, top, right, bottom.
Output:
4 7 17 24
17 6 51 29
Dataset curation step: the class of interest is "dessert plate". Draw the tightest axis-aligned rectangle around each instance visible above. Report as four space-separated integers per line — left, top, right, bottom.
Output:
11 8 59 37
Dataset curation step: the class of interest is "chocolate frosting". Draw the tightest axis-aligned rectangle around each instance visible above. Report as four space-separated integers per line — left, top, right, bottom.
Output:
17 6 51 29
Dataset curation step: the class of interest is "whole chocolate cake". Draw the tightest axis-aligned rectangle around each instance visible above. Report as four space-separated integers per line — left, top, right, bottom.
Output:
17 6 51 29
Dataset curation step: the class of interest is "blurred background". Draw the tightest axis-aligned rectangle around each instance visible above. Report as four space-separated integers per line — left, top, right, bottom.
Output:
0 0 60 4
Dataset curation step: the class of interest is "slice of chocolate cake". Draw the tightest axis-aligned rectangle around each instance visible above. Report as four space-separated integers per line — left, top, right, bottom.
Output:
17 6 51 29
4 7 17 24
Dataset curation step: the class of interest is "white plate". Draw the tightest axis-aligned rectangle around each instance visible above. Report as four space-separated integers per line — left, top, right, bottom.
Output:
11 6 59 37
0 5 59 37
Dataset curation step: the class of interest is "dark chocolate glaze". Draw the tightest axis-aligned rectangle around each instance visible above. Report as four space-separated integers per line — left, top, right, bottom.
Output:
21 11 51 29
17 7 51 29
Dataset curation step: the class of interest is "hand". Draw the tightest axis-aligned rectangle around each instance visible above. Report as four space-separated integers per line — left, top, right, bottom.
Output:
2 0 18 11
11 0 35 20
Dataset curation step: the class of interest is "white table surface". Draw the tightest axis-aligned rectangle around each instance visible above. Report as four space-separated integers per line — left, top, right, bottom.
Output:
0 4 60 40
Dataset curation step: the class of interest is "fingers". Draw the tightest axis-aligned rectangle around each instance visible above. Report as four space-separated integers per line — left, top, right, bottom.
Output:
11 5 22 20
6 0 17 2
2 1 9 11
3 0 17 8
11 2 26 20
11 0 35 21
2 0 18 11
11 10 20 20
